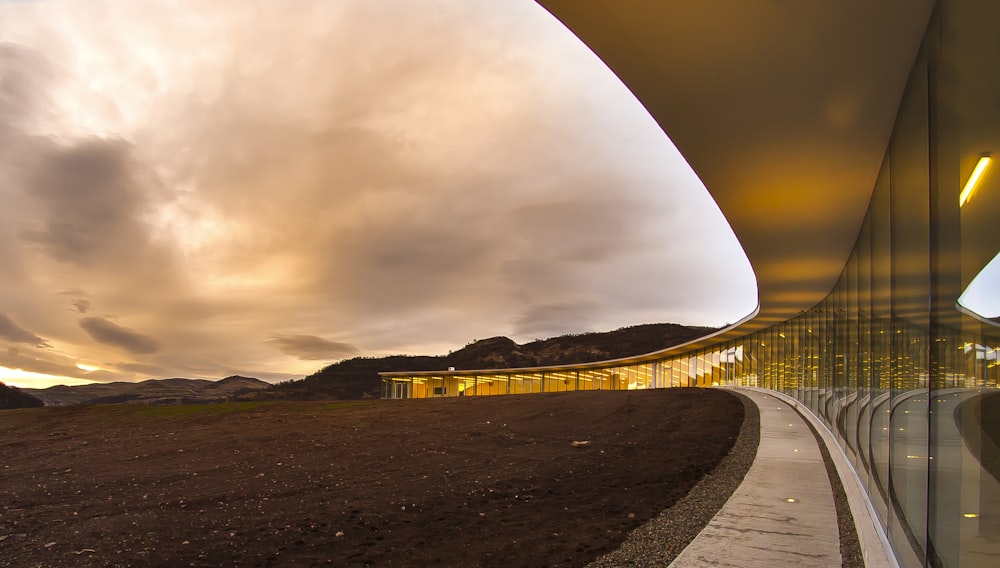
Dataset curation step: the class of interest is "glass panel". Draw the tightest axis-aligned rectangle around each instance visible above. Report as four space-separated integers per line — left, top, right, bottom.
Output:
889 46 931 567
870 156 894 532
845 248 861 466
958 252 1000 320
857 215 874 483
932 1 1000 565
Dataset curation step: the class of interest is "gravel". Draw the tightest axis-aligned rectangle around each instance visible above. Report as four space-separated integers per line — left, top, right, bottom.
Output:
586 390 761 567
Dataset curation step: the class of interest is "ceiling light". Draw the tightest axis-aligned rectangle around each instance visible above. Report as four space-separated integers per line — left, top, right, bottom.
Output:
960 155 991 207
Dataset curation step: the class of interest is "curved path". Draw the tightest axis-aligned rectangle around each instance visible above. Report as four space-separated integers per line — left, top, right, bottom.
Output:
670 389 875 568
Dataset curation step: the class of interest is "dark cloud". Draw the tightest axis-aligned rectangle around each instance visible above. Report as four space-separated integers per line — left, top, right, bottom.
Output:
267 334 359 361
506 191 642 263
0 313 49 347
71 299 91 314
79 317 162 354
21 139 154 266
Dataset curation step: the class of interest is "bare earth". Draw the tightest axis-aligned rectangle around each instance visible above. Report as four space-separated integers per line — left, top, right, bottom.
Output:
0 388 744 567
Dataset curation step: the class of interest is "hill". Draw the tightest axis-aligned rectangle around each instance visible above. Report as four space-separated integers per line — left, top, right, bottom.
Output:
0 381 44 410
22 375 269 406
255 322 717 401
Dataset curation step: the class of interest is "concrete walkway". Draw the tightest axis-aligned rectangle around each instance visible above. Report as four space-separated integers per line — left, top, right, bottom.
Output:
669 389 842 568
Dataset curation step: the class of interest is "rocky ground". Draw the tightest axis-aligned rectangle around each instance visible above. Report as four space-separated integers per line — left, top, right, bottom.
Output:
0 388 744 567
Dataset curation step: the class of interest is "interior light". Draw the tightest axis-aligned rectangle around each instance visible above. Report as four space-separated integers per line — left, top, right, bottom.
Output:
959 155 991 207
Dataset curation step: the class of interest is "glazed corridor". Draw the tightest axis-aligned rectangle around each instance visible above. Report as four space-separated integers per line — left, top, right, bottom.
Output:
383 2 999 566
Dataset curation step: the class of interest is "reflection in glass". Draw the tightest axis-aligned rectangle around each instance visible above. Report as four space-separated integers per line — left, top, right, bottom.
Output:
959 251 1000 322
959 155 992 207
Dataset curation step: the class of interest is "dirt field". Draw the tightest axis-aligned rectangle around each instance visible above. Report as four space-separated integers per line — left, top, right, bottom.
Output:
0 388 744 567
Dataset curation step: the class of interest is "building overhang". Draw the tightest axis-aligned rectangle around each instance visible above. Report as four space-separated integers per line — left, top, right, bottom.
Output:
382 1 940 380
537 0 935 336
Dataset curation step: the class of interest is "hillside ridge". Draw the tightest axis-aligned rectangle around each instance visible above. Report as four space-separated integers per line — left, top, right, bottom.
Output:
23 375 269 406
0 381 44 410
16 323 718 406
254 322 718 401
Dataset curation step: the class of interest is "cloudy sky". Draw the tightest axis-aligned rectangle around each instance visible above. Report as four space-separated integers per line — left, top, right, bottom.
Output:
0 0 757 389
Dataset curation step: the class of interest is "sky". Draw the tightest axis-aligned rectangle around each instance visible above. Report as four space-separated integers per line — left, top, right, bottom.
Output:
0 0 757 389
960 251 1000 319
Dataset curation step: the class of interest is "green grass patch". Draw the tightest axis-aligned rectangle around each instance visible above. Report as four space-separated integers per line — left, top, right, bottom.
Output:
320 400 379 411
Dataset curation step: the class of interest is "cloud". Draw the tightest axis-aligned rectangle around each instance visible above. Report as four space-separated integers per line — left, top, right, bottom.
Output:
0 313 49 347
0 0 757 388
79 317 162 354
57 289 89 297
267 334 359 361
0 344 84 378
0 42 56 137
20 138 155 266
114 362 169 376
513 302 602 339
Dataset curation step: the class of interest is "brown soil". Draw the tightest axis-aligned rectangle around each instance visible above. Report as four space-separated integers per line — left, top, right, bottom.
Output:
0 388 744 567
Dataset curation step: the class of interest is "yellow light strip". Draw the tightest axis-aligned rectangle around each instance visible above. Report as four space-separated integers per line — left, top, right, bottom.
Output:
959 155 991 207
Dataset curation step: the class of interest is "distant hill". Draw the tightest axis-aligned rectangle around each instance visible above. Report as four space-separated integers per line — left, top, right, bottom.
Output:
0 381 44 410
253 323 717 401
23 375 270 407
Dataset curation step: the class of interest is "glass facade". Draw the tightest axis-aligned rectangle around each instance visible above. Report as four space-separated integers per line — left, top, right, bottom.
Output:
382 2 999 565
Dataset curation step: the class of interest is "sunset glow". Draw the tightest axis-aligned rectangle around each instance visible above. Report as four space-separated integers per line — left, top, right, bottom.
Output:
0 0 756 389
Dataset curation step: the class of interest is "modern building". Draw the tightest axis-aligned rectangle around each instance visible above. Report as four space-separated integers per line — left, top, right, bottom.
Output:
381 2 999 566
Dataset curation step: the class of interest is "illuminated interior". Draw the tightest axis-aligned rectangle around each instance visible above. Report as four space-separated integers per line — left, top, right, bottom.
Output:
383 2 1000 566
